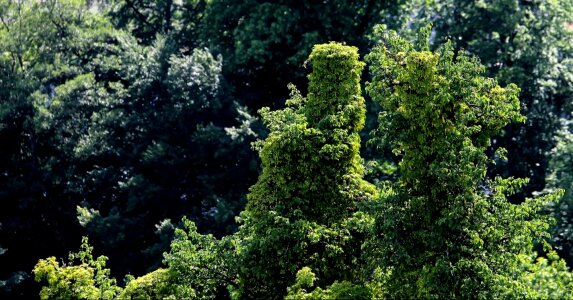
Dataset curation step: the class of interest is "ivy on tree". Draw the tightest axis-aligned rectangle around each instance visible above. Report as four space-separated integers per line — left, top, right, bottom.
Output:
364 25 569 299
426 0 573 199
235 42 376 299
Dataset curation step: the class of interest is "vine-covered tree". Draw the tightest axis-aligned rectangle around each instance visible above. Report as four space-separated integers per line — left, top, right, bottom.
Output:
423 0 573 199
234 42 376 299
32 28 573 299
419 0 573 269
364 25 571 298
33 41 378 300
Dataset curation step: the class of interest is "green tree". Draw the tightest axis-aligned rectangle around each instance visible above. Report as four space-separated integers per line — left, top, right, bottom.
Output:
285 267 371 300
34 217 235 300
33 237 121 300
119 217 235 299
45 34 258 279
423 0 573 269
45 42 377 300
234 42 376 299
1 1 258 297
364 25 568 298
423 0 573 199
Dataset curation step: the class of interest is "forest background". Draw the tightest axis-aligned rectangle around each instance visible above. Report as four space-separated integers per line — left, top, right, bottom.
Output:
1 0 573 298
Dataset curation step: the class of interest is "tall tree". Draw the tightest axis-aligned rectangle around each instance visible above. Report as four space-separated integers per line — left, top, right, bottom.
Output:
365 25 569 298
36 33 258 280
423 0 573 198
234 42 376 299
1 1 258 297
31 30 573 299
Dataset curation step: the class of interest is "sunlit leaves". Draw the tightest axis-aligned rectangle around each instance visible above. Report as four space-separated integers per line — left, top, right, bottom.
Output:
365 25 568 298
237 43 375 299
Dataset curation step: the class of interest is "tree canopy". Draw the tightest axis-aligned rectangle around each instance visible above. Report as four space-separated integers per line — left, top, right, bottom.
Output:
1 0 573 298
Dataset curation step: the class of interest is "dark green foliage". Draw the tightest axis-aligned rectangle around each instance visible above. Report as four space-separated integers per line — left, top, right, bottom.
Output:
544 119 573 265
51 35 257 278
236 43 375 299
108 0 207 47
365 25 566 298
0 1 257 297
0 1 118 296
200 0 407 110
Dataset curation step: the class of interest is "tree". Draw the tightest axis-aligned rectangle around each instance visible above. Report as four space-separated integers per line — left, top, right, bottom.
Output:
119 217 234 299
420 0 573 270
364 25 568 298
44 34 258 280
1 1 259 297
107 0 208 47
32 29 573 299
34 41 377 300
33 237 121 300
234 42 376 299
422 0 573 199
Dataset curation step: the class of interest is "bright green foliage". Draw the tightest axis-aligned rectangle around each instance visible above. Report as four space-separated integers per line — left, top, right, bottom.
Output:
159 217 234 299
33 237 121 300
247 43 374 222
425 0 573 198
285 267 371 300
119 269 172 299
33 217 235 300
365 25 566 298
118 217 234 299
234 211 372 299
516 249 573 299
543 119 573 265
236 43 375 299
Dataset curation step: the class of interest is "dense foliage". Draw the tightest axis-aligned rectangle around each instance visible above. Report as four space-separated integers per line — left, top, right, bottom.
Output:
1 0 573 298
235 42 375 299
422 0 573 268
1 0 257 296
365 25 567 298
544 119 573 266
